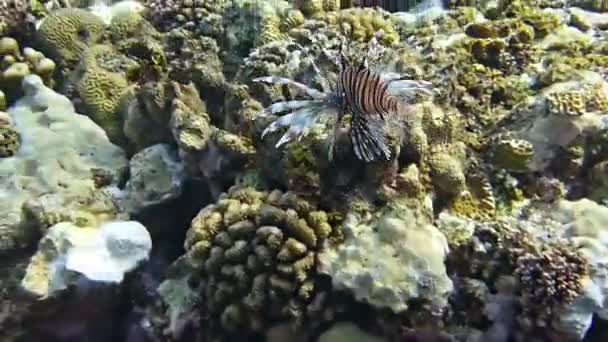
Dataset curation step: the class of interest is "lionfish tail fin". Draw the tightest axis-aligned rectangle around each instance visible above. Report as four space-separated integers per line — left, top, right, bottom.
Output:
350 113 392 163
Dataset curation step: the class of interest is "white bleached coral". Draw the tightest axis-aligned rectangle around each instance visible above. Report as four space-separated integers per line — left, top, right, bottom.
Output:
318 198 453 313
0 74 127 253
21 220 152 298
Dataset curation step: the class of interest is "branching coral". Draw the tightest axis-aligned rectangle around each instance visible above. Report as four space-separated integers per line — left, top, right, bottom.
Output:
182 186 340 339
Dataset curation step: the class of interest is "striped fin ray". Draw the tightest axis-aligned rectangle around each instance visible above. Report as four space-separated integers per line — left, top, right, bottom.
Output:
261 104 331 148
350 111 391 162
256 99 324 118
253 76 326 100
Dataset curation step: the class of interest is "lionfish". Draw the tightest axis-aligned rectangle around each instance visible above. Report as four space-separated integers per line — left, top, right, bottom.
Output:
253 38 433 163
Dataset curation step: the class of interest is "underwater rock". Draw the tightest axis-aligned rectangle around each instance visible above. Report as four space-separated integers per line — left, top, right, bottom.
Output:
318 197 453 314
122 143 185 213
21 220 151 298
514 78 608 171
546 199 608 339
147 255 201 341
266 322 310 342
0 74 127 254
318 322 387 342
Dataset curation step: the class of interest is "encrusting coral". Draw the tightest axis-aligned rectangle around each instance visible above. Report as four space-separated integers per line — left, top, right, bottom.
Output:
180 185 340 339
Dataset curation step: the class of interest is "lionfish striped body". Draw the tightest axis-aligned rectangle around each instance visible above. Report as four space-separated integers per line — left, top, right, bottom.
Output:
252 38 433 164
334 60 398 162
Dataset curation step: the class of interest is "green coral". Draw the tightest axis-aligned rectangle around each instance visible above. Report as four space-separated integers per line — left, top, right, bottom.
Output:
36 8 105 68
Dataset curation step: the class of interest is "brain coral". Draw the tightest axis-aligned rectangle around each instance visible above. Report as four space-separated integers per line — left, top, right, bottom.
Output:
0 0 29 35
75 44 132 146
36 8 105 68
183 186 339 337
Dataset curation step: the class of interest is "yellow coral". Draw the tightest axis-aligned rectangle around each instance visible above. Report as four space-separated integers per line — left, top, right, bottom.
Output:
547 90 586 116
77 67 129 145
0 122 19 157
449 173 496 220
336 8 399 46
493 138 534 172
36 8 105 67
280 9 305 32
322 0 339 11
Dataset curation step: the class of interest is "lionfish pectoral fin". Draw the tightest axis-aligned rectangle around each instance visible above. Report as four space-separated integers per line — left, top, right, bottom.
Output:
350 113 392 163
327 122 340 164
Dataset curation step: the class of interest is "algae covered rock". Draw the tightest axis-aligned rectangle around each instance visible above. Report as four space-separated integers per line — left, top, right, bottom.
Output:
0 74 127 254
318 197 453 314
122 143 185 213
318 322 387 342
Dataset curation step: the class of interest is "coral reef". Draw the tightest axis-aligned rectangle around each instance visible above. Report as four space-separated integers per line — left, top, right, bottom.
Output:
73 43 132 145
0 113 19 157
3 1 608 342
